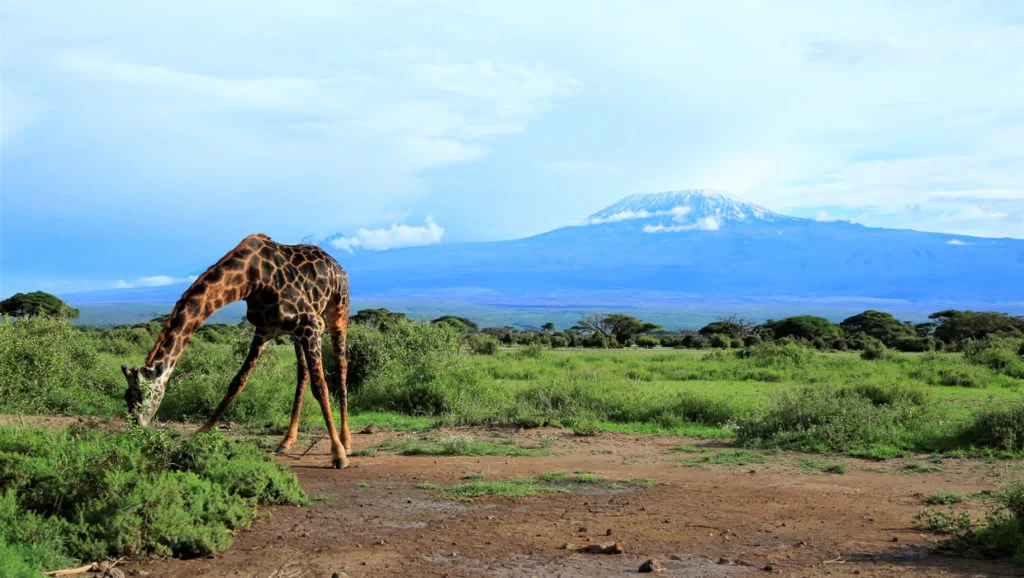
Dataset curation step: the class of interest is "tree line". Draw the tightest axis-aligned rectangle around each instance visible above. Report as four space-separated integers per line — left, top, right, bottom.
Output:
4 291 1023 354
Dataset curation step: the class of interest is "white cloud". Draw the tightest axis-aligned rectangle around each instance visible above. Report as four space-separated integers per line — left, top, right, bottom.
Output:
643 216 721 233
56 51 323 110
329 217 445 253
585 205 691 225
112 274 198 289
813 210 839 222
587 210 653 224
946 239 969 246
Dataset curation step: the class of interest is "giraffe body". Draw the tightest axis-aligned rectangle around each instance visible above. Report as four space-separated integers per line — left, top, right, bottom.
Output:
121 233 352 468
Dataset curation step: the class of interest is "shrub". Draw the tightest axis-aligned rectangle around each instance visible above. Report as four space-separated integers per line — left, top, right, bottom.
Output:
859 337 890 360
0 425 306 573
964 338 1024 379
736 385 930 454
934 365 990 388
962 401 1024 452
737 342 815 369
0 316 122 416
636 336 659 349
349 321 476 415
709 334 731 349
465 334 500 355
730 338 744 349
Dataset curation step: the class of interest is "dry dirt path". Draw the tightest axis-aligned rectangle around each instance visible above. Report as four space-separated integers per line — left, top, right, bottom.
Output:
105 426 1024 578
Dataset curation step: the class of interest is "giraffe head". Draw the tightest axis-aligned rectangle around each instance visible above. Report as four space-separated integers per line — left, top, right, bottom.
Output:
121 362 170 426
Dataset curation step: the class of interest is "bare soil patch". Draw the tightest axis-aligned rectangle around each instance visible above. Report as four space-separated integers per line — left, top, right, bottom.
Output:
12 420 1023 577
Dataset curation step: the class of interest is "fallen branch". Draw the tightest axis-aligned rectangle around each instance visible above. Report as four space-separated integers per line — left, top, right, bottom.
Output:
298 436 324 459
46 563 97 576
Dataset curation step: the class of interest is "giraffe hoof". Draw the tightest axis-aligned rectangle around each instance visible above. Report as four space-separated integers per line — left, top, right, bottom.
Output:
331 457 348 469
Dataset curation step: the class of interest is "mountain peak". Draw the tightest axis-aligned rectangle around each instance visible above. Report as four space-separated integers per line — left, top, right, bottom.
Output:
585 188 790 230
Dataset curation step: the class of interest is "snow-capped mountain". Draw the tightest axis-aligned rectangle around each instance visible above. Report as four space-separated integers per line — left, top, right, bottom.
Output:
585 189 790 229
65 189 1024 310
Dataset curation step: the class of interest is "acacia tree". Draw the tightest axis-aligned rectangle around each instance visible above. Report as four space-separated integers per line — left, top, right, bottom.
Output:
573 313 662 344
351 308 408 330
699 314 757 339
431 315 479 334
0 291 79 319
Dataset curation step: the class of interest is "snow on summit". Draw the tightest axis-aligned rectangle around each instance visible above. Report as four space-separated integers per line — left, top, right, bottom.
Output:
585 189 789 231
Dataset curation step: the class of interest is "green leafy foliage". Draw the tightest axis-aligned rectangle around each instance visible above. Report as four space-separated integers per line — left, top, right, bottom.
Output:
0 425 306 573
0 292 79 319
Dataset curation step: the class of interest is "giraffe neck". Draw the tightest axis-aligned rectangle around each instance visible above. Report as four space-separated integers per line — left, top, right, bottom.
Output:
132 264 251 425
145 271 250 372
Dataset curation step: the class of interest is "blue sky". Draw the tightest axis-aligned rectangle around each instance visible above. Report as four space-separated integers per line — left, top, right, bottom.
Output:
2 0 1023 296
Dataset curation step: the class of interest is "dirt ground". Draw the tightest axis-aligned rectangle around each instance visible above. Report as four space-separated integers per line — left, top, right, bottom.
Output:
8 416 1023 577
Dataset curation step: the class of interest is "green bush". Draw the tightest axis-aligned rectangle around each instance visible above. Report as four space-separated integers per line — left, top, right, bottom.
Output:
737 342 815 369
0 425 306 573
349 322 476 415
962 401 1024 452
735 385 930 454
859 337 891 360
964 338 1024 379
709 334 731 349
465 333 500 355
0 316 122 416
636 336 659 349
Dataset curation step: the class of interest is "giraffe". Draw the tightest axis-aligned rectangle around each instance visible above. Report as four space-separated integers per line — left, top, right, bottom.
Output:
120 233 352 468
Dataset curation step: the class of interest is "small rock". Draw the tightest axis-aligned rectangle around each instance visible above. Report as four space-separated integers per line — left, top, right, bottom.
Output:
359 424 377 434
638 559 663 573
669 555 683 561
560 543 573 549
891 536 900 542
103 570 126 578
717 558 730 565
749 469 757 474
605 528 613 536
331 573 349 578
374 539 386 546
585 544 605 554
301 531 311 537
578 526 588 532
762 564 774 572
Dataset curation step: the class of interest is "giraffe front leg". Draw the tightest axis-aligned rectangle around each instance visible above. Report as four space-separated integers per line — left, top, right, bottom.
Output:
197 329 268 433
277 341 309 453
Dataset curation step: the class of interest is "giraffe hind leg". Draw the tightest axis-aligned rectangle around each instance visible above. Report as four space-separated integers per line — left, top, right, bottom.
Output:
300 327 347 469
327 305 351 451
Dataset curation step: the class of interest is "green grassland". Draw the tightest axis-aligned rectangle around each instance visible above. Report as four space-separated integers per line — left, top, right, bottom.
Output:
4 314 1024 572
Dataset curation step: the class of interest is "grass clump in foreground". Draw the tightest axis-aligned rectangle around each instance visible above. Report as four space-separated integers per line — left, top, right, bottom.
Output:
0 425 306 575
439 473 657 501
918 480 1024 563
440 478 563 501
394 434 549 457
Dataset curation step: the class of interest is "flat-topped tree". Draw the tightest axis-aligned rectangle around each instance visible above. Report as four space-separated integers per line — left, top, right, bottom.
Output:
120 233 353 469
0 291 80 318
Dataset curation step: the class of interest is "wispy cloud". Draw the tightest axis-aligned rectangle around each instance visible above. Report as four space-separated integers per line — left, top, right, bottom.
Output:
946 239 969 246
643 216 721 233
328 217 445 253
113 275 198 289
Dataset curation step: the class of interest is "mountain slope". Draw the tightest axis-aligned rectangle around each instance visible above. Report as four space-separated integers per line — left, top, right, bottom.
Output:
63 190 1024 308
